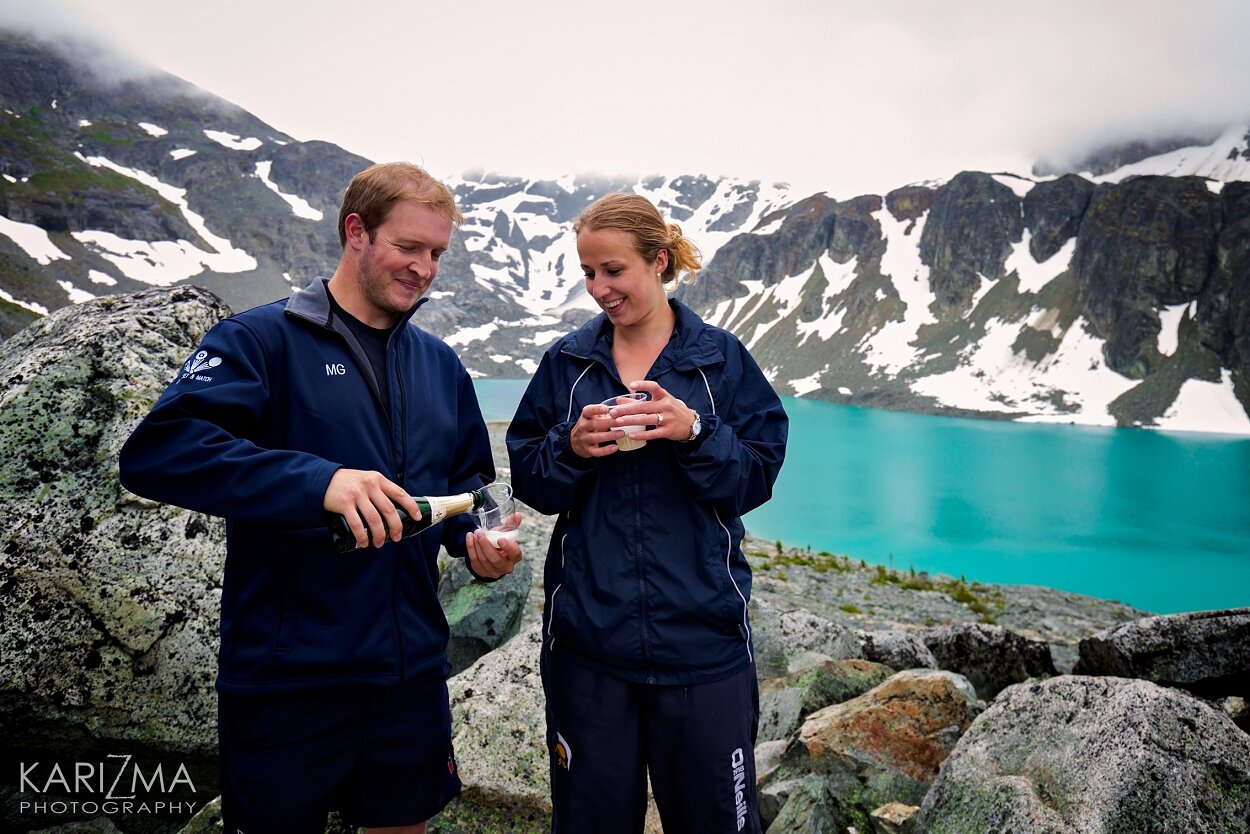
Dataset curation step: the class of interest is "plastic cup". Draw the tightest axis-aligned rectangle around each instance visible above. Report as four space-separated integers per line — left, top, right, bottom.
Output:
475 482 519 547
602 392 651 452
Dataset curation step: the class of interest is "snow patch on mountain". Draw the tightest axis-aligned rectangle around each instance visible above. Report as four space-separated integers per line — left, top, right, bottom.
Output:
742 259 820 349
57 279 94 303
255 161 322 221
1008 234 1073 294
1094 124 1250 184
991 173 1035 197
707 282 763 332
444 321 499 348
915 315 1136 426
203 129 263 151
480 190 564 240
1158 302 1194 357
0 214 70 264
790 366 829 396
73 153 256 279
0 286 48 315
522 329 566 348
862 206 934 374
1156 370 1250 435
796 255 859 344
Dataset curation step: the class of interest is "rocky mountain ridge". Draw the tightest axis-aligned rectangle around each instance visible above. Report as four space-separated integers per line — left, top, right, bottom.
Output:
691 164 1250 434
1 28 1248 434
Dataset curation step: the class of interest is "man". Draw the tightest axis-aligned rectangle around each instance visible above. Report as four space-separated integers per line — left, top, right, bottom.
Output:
120 162 522 834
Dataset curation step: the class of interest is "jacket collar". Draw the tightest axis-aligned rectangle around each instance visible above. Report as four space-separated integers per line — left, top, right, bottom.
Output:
563 298 725 373
285 276 429 331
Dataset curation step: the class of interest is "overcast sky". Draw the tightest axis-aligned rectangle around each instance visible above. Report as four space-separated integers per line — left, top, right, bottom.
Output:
5 0 1250 198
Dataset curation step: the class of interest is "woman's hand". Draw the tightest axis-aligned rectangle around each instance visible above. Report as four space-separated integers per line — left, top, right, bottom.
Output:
612 380 699 443
569 403 625 458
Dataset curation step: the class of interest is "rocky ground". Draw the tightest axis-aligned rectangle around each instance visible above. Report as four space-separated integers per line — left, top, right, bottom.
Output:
6 289 1240 834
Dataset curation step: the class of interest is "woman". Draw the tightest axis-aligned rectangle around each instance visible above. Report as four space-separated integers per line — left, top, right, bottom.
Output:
506 193 788 833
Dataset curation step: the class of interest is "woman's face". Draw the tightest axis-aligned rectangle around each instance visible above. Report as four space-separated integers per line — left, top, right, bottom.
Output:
577 227 669 328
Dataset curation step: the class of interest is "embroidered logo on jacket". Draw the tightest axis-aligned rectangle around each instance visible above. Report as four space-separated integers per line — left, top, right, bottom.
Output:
179 350 222 383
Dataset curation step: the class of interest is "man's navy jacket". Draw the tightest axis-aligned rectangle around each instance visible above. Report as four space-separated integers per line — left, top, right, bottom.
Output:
120 278 494 694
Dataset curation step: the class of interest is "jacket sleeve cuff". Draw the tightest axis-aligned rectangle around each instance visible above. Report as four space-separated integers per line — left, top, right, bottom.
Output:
679 414 720 451
464 555 502 583
443 516 503 583
305 462 344 526
554 421 595 469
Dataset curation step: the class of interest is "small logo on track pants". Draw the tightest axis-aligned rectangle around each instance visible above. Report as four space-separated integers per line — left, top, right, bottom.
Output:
554 731 572 770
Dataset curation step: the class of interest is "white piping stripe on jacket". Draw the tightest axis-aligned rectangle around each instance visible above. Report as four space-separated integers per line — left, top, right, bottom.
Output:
566 364 594 422
547 533 567 650
697 367 754 664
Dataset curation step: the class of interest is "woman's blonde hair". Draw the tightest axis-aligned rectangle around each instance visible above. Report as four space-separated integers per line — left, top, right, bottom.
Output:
573 193 702 286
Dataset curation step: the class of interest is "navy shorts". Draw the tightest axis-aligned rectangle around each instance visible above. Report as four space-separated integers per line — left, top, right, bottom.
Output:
542 650 762 834
217 673 461 834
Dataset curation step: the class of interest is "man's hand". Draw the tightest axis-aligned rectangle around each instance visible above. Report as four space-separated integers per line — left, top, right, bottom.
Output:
465 516 524 579
324 469 421 550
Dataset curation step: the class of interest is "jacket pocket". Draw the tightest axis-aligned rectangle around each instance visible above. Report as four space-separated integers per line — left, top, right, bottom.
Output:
547 530 599 649
546 533 574 642
707 542 749 634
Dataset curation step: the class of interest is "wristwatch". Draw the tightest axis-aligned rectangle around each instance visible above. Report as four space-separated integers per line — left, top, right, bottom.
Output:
683 413 702 443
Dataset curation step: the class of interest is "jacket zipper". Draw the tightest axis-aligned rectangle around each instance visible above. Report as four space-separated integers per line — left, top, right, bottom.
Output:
633 450 654 680
298 290 416 683
338 320 405 681
389 338 406 680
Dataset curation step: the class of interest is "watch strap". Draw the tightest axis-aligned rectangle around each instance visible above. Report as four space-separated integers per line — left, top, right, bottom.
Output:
683 413 702 443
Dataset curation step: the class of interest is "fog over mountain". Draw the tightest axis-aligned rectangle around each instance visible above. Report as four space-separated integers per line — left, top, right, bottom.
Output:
1 26 1248 435
9 0 1250 199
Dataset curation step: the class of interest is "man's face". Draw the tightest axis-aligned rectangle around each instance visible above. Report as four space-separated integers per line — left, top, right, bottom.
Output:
352 201 454 324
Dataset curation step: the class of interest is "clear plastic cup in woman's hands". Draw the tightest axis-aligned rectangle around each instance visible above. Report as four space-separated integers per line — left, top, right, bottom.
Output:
602 391 652 451
475 482 520 547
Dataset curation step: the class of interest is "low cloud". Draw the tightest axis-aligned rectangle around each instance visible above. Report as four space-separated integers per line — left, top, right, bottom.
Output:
0 0 163 87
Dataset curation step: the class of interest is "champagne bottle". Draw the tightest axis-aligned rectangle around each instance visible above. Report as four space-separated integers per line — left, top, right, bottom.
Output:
326 489 486 554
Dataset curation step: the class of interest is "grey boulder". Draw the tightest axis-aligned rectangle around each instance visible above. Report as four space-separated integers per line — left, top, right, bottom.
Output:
922 622 1057 699
1074 607 1250 699
915 675 1250 833
0 287 231 759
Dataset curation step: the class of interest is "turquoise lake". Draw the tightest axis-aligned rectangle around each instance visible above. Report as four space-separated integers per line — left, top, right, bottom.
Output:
474 378 1250 615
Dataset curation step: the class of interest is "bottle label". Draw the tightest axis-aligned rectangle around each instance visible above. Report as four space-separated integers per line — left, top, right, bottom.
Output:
424 493 474 525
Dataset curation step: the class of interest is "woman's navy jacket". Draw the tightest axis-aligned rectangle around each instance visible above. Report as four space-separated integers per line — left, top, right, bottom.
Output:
119 278 494 694
506 300 788 685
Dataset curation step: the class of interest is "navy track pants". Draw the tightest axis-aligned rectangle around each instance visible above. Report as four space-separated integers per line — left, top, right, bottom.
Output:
541 650 762 834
